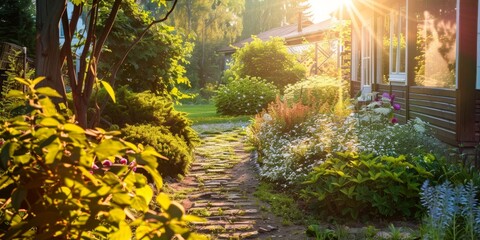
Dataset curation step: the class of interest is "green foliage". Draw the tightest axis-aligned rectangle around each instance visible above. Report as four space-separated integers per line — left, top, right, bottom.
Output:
302 152 432 220
0 50 34 119
99 87 199 149
0 77 205 239
214 76 278 116
122 124 195 177
99 0 193 100
283 75 346 112
254 182 306 224
0 0 35 53
306 224 335 240
229 37 306 90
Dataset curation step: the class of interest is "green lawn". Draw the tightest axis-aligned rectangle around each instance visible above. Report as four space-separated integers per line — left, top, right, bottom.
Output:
175 103 252 125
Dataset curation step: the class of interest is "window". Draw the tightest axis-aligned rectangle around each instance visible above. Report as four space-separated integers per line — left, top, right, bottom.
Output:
361 18 373 86
414 0 457 88
388 3 407 82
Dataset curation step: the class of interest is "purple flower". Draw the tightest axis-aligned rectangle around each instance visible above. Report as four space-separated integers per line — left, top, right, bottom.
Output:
102 160 113 167
119 158 128 165
390 94 396 104
393 103 401 111
391 117 398 124
382 92 391 99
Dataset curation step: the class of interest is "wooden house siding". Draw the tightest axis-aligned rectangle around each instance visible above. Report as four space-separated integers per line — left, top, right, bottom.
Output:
350 81 361 98
373 84 457 145
476 91 480 142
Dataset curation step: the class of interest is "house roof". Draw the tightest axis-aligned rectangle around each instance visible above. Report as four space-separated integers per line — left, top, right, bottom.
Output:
284 18 336 44
217 24 300 53
218 19 336 54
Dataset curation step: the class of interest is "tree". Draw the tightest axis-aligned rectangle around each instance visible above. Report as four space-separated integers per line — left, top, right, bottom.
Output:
230 37 306 90
241 0 310 38
169 0 244 88
0 0 35 53
98 0 193 99
35 0 177 128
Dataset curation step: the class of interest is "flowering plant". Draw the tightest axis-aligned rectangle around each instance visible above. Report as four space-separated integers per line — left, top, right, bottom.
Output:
356 92 401 127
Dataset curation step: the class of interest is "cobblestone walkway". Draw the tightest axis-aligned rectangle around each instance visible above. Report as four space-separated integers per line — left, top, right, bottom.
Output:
168 129 305 239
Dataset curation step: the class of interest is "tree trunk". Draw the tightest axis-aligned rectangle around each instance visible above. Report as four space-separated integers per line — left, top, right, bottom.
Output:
35 0 67 102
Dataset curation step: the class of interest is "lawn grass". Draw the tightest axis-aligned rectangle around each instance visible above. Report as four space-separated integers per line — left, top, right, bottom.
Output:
175 103 251 125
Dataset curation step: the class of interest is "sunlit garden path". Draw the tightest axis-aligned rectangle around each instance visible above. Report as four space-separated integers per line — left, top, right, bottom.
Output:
166 128 306 239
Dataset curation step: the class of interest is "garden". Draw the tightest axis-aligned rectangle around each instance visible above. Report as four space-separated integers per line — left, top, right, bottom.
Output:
1 0 480 239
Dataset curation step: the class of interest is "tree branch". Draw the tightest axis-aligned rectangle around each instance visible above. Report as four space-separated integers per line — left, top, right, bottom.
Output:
107 0 178 87
84 0 123 101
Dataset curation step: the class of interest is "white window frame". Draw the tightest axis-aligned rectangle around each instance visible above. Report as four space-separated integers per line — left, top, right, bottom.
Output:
361 18 374 87
388 3 407 82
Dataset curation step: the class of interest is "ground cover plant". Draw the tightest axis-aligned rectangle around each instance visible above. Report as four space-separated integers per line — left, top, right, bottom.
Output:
0 77 205 239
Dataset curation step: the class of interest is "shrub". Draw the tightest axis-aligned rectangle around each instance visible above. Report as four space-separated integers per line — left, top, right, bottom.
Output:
214 76 278 116
0 77 204 239
356 117 448 158
248 114 358 184
229 37 306 89
302 152 432 220
99 87 199 151
122 124 195 177
283 75 346 112
252 97 313 134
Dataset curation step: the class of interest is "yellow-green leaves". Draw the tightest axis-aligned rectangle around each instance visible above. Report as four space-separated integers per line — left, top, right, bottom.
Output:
99 80 116 103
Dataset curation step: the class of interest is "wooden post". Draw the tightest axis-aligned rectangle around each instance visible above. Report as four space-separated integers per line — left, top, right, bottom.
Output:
456 0 478 146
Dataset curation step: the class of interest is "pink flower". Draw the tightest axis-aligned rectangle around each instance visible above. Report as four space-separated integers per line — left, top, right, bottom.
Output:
390 94 396 104
92 164 99 170
119 158 128 165
393 103 401 111
132 167 137 172
102 160 113 167
391 117 398 124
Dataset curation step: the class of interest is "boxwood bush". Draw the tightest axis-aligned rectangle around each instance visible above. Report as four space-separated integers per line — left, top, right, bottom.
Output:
122 124 195 177
214 76 278 116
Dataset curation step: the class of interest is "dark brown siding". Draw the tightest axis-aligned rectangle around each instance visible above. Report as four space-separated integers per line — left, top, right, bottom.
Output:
351 81 361 98
476 91 480 142
409 87 457 145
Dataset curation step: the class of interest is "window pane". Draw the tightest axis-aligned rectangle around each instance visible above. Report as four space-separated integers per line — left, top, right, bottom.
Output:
382 15 390 83
399 6 406 72
414 0 457 88
391 12 398 72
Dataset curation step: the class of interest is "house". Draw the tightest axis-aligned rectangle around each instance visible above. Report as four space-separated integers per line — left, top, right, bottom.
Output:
340 0 479 148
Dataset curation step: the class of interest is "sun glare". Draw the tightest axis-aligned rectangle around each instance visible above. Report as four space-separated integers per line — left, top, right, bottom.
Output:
308 0 352 22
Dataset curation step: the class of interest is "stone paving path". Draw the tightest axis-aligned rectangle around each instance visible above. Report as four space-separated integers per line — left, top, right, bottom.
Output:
167 129 306 239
